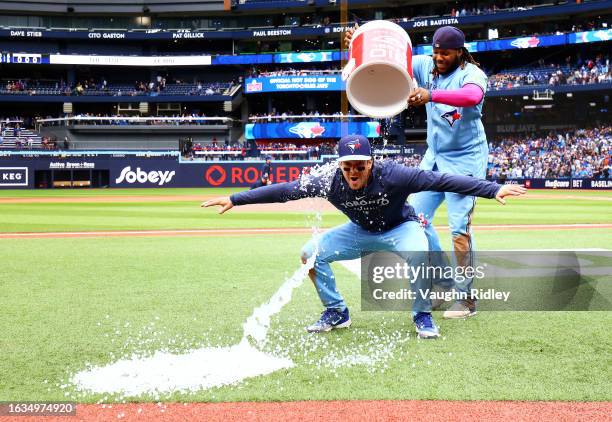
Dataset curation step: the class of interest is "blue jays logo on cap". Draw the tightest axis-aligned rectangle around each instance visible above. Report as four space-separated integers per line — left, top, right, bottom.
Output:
346 139 361 153
338 134 372 162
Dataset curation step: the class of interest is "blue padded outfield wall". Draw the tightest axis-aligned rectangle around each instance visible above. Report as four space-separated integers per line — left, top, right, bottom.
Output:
0 152 610 189
0 152 313 188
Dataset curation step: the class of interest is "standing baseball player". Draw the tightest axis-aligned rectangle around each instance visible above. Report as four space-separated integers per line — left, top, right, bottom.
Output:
261 155 273 181
250 156 273 189
204 135 525 339
345 25 490 319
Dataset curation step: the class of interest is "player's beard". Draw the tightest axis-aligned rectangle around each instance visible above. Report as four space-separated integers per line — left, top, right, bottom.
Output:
434 55 461 75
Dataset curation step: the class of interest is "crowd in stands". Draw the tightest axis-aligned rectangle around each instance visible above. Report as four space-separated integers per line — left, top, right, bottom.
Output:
73 77 166 96
0 117 56 150
187 141 337 161
39 113 231 126
488 55 612 90
487 126 611 179
1 78 233 97
390 127 610 180
259 142 337 160
188 139 244 160
391 154 424 169
448 2 530 17
249 111 367 123
3 55 610 100
241 0 565 23
17 59 609 98
248 67 341 78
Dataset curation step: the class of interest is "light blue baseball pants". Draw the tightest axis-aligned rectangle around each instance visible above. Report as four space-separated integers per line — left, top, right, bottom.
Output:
410 190 477 294
300 220 432 313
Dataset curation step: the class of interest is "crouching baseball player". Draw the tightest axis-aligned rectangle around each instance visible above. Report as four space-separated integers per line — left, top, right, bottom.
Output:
203 135 525 339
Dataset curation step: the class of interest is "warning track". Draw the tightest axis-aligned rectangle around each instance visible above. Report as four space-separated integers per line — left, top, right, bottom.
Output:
1 223 611 239
64 400 611 421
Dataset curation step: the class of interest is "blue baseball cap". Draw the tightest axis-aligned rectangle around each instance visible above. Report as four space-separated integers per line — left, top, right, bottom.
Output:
433 26 466 49
337 135 372 162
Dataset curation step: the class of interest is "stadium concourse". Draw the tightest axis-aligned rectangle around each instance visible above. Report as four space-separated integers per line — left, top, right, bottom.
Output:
0 0 611 420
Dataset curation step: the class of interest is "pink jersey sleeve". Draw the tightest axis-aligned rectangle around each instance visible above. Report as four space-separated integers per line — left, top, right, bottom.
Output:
430 83 484 107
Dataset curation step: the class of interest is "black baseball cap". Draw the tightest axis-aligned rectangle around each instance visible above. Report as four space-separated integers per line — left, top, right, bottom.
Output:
337 135 372 162
433 26 466 49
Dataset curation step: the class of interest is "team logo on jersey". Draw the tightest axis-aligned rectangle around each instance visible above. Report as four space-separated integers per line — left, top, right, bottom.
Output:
346 139 361 152
441 109 461 127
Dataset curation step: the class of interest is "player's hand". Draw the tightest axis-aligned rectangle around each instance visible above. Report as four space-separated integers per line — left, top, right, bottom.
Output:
408 88 431 107
201 196 234 214
495 184 527 205
344 23 358 48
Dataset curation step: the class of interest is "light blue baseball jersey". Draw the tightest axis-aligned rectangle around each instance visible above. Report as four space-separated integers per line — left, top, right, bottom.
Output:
412 55 489 177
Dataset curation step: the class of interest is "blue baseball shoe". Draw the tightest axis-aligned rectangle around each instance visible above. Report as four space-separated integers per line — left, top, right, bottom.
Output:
306 307 351 333
413 312 440 339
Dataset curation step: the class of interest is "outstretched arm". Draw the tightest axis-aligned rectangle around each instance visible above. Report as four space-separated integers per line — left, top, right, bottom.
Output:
494 184 527 205
392 165 526 203
408 84 484 108
202 176 328 214
202 197 233 214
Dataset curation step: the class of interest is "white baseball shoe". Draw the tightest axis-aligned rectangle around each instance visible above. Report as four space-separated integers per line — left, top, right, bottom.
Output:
443 300 477 319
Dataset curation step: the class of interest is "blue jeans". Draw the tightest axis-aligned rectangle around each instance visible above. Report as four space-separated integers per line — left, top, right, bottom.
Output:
410 191 477 295
300 220 431 313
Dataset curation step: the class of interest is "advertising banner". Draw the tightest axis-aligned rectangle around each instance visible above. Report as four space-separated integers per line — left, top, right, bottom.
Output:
482 33 566 52
49 54 211 66
0 154 312 188
0 167 28 187
500 178 612 190
245 75 344 93
570 29 612 44
275 51 340 63
245 122 380 139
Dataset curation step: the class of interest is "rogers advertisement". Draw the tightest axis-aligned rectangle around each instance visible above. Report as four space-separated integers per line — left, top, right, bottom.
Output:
200 163 305 187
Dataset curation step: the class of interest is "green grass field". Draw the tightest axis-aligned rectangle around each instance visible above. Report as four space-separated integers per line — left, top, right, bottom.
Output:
0 188 610 402
0 188 611 232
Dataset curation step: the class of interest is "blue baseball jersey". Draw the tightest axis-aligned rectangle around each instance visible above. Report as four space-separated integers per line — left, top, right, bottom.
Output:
412 55 489 177
230 160 500 233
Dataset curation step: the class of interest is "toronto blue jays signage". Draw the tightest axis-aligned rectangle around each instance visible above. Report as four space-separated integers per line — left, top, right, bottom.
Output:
245 122 380 139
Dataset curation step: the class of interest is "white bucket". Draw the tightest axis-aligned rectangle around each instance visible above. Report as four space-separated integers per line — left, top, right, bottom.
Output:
343 20 415 119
